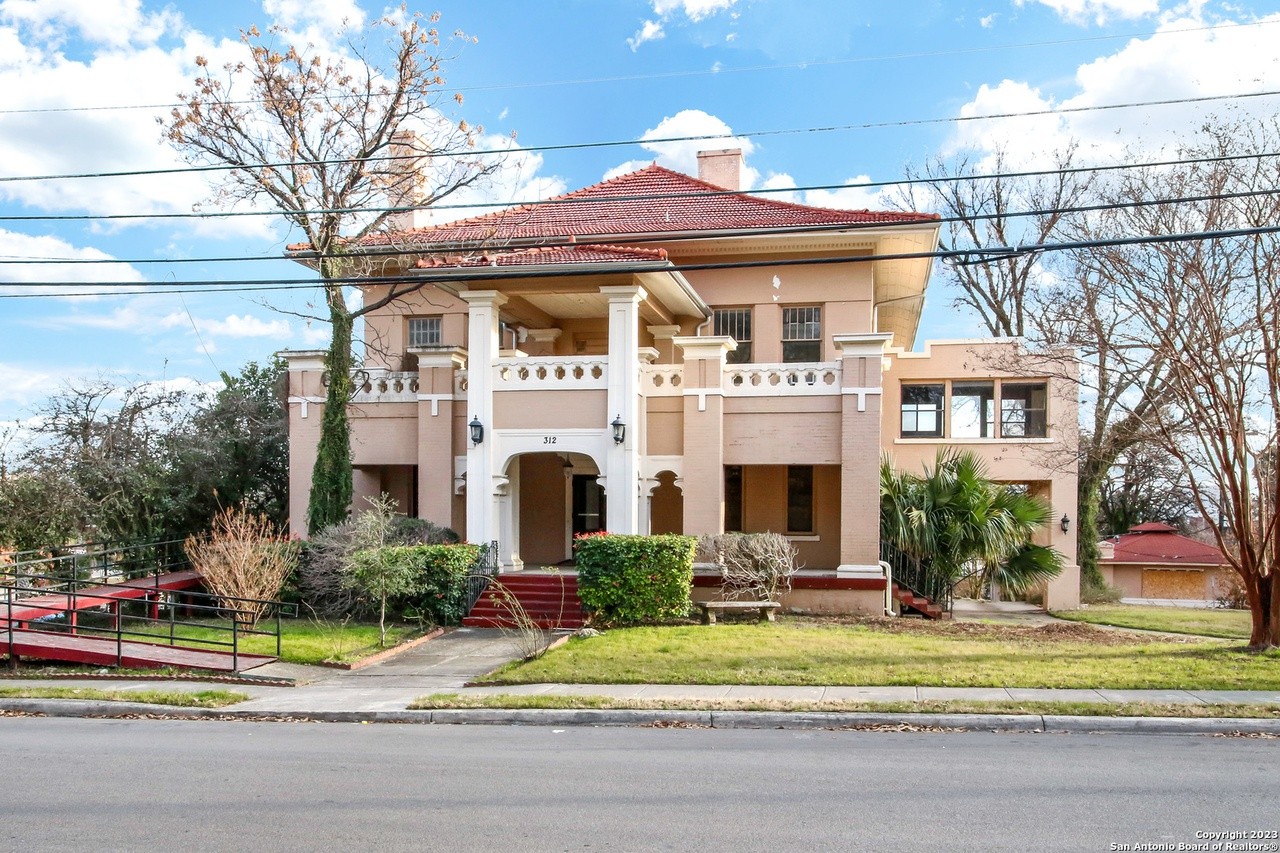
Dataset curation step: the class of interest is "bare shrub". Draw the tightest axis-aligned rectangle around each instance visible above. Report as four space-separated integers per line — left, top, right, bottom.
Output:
699 533 800 602
482 577 562 661
1212 572 1249 610
185 505 299 627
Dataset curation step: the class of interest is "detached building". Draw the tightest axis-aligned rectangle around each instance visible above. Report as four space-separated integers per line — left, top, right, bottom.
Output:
283 148 1081 613
1098 522 1232 602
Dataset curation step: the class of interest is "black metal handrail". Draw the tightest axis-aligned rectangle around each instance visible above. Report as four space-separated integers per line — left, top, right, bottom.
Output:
464 540 500 615
3 565 296 670
5 539 190 585
880 539 954 613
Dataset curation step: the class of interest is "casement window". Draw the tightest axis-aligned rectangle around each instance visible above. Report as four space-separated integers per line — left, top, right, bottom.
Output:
787 465 814 533
407 316 442 348
901 384 945 438
951 381 996 438
724 465 743 532
1000 382 1048 438
714 308 752 364
781 306 821 363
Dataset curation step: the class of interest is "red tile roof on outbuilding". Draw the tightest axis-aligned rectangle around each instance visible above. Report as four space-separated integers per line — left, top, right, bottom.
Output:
361 164 938 247
1101 522 1228 565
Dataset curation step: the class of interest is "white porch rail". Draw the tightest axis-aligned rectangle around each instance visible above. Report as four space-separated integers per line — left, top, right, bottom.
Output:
350 369 420 403
492 355 608 391
723 362 842 396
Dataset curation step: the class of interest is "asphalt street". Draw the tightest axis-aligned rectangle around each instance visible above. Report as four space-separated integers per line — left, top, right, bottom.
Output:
3 717 1276 852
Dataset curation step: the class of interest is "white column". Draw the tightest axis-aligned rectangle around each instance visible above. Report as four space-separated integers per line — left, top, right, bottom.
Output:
460 290 508 551
601 285 645 534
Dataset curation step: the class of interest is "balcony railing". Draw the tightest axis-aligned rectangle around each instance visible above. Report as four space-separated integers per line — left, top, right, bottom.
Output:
350 369 420 403
492 356 608 391
723 362 841 396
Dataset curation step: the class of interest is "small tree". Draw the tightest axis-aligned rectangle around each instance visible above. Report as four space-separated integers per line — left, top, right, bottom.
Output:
185 505 299 627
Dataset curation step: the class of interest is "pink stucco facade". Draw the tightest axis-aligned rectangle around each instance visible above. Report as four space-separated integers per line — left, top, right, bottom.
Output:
283 151 1081 612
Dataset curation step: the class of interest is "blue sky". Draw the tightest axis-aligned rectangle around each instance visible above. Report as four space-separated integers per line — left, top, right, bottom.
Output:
3 0 1280 428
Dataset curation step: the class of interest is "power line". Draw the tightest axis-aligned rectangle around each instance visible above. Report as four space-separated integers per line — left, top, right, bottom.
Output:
2 148 1278 227
2 183 1277 270
2 88 1278 185
3 222 1278 299
1 19 1270 116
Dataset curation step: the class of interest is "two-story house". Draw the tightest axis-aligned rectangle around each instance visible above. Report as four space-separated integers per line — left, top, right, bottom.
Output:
283 148 1081 612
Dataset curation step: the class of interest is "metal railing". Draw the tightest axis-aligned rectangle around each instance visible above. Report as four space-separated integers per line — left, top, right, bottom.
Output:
880 539 954 613
3 539 190 587
2 559 296 671
464 540 500 615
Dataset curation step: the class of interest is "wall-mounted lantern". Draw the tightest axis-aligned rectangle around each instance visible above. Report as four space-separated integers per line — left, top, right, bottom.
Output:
469 416 484 446
611 414 626 445
1060 514 1071 534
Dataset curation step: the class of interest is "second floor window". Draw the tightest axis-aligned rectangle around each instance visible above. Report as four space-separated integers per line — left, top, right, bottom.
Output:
1001 382 1048 438
782 306 821 363
901 383 945 438
714 308 752 364
407 316 442 348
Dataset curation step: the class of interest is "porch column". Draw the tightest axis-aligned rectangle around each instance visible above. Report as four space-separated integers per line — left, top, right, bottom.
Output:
674 336 735 536
459 290 508 551
835 333 893 579
601 285 645 534
281 349 327 537
413 346 466 529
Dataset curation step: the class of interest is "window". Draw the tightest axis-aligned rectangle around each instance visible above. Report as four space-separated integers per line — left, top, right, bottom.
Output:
407 316 442 348
951 381 995 438
781 306 821 363
724 465 743 532
1000 382 1048 438
714 308 752 364
901 384 945 438
787 465 814 533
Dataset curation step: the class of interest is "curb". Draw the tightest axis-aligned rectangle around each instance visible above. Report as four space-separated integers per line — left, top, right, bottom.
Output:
4 699 1280 735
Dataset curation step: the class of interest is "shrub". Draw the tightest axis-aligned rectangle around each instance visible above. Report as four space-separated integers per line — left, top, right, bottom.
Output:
347 543 480 640
1080 581 1125 605
575 534 695 624
697 532 799 602
1212 572 1249 610
184 505 300 627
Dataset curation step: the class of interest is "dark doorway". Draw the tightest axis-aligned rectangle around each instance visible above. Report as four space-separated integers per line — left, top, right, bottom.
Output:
572 474 607 536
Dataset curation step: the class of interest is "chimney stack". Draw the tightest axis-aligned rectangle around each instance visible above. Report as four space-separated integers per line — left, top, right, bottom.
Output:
697 148 743 191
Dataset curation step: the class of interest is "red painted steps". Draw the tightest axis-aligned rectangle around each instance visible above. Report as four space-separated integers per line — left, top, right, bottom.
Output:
462 572 586 629
892 583 948 620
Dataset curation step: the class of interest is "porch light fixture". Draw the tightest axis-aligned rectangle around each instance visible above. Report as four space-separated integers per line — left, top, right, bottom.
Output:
611 414 626 445
1060 514 1071 534
469 416 484 446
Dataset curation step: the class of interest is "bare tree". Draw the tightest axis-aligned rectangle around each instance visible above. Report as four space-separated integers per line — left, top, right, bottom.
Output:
163 8 499 534
1089 117 1280 647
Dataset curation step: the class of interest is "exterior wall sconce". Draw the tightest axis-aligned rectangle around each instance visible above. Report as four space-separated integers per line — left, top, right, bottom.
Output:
469 416 484 446
1060 514 1071 534
611 414 626 445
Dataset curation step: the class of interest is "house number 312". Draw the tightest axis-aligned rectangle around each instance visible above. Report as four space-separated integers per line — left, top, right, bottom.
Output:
542 436 557 444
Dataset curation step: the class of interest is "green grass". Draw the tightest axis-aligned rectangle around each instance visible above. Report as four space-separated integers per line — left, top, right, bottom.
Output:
81 618 420 666
1052 604 1253 640
0 686 248 707
484 618 1280 691
412 692 1280 719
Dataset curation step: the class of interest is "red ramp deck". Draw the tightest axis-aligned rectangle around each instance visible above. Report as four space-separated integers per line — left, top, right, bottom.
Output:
1 628 275 672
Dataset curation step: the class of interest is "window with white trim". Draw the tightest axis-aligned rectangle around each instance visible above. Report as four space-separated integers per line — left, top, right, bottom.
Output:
781 306 821 363
407 316 442 348
714 308 752 364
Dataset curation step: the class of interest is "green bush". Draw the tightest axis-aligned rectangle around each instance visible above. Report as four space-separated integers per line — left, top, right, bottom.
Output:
349 543 480 628
575 534 696 624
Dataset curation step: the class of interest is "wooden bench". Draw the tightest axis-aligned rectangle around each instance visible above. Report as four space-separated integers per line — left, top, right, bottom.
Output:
696 600 781 625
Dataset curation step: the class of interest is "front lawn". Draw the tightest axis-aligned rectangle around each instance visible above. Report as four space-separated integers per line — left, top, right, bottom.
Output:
0 686 248 707
485 617 1280 691
1051 604 1252 640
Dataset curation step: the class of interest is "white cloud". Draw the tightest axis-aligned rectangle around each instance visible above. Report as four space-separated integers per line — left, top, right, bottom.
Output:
627 19 664 51
0 363 57 406
980 13 998 28
197 314 291 338
0 229 146 297
422 133 568 224
758 173 799 203
606 110 760 188
803 175 893 211
262 0 365 41
54 303 186 332
0 0 180 48
948 10 1280 169
1014 0 1158 25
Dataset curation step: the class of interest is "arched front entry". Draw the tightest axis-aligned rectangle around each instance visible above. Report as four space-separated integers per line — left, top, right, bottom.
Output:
649 470 683 535
503 451 605 568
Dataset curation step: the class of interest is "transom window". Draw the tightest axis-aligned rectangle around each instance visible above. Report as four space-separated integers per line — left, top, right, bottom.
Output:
407 316 442 348
901 384 945 438
781 306 821 363
714 308 752 364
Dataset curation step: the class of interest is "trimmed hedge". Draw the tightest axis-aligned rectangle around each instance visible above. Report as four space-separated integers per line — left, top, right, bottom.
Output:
575 534 696 624
349 543 479 626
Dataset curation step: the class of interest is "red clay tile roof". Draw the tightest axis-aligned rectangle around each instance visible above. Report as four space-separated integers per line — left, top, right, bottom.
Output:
359 164 938 248
1101 523 1228 566
414 244 668 270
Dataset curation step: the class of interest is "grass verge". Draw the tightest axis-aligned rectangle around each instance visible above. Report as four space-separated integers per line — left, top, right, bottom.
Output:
412 692 1280 719
485 617 1280 690
1051 604 1252 640
0 686 248 707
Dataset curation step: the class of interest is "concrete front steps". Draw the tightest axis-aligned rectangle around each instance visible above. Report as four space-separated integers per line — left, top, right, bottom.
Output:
462 571 587 630
892 582 948 620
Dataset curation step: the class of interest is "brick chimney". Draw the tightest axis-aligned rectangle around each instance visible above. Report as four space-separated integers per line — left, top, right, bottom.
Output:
697 148 743 191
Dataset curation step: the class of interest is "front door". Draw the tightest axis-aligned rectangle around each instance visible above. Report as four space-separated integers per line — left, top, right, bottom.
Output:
572 474 607 536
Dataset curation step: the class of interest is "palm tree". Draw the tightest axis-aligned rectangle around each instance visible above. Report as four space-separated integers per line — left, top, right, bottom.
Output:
880 449 1064 598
